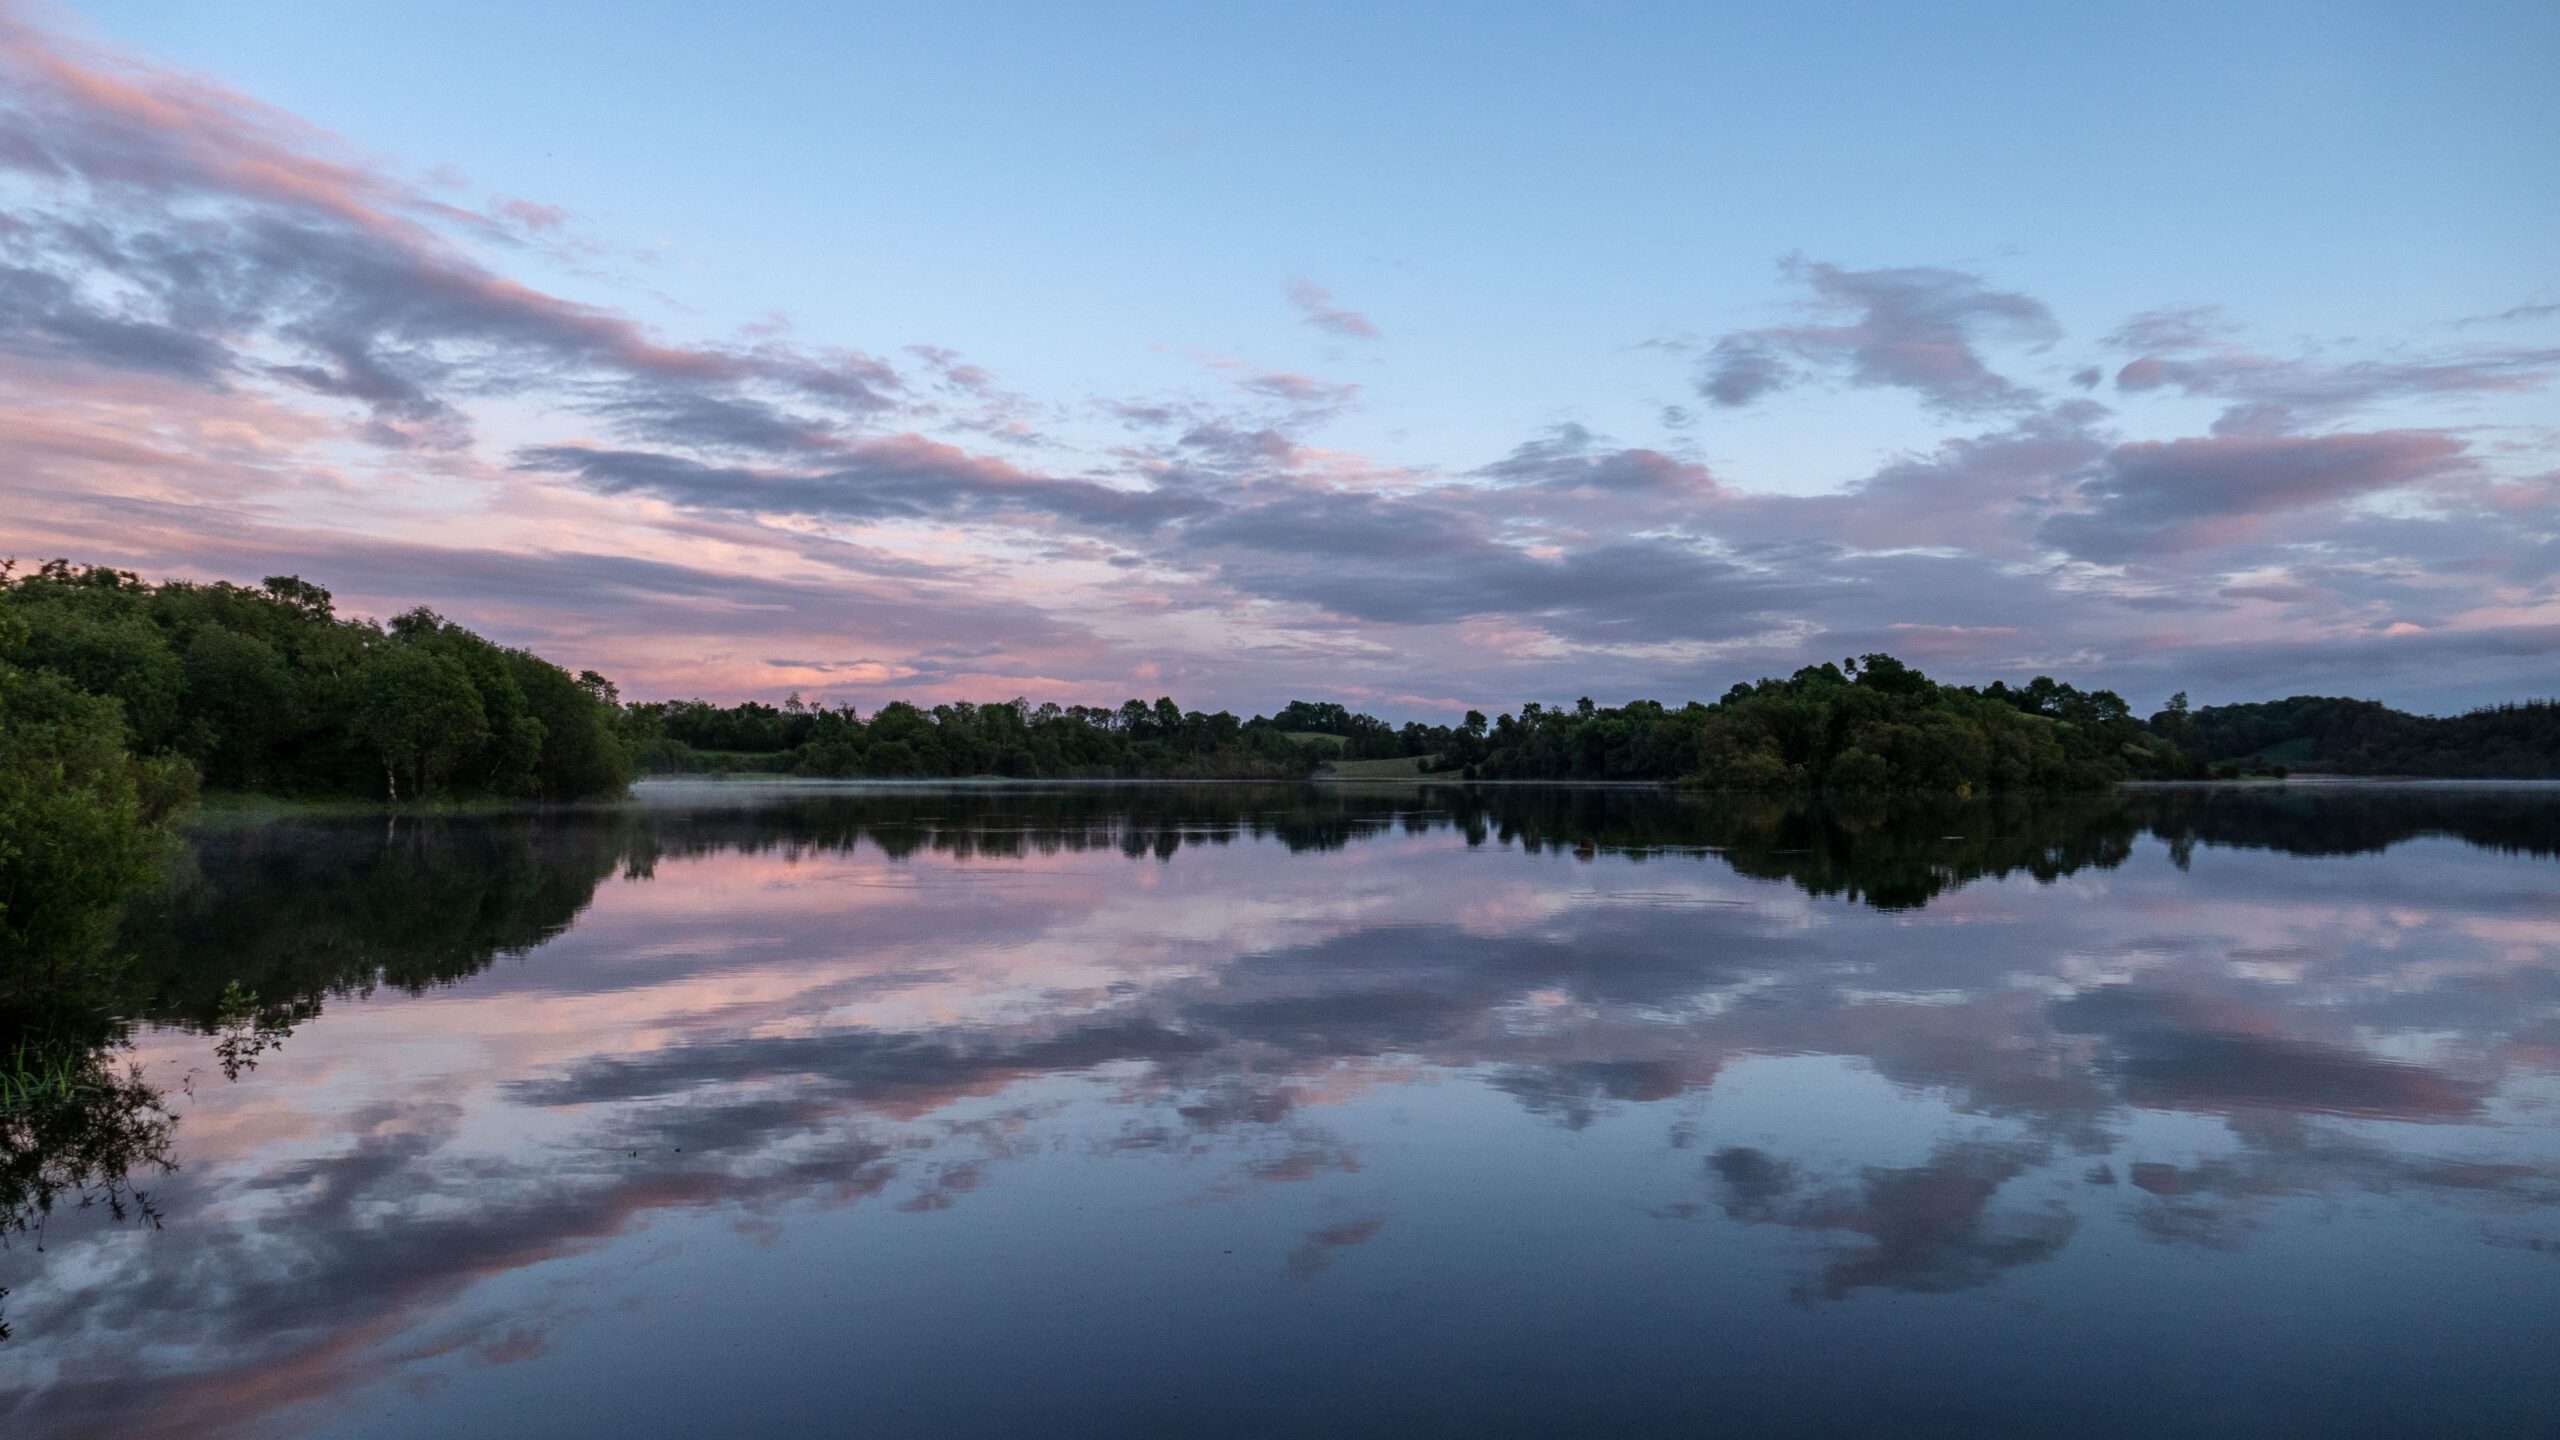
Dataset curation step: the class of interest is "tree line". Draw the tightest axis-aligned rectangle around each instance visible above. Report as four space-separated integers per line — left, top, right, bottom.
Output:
625 695 1336 779
634 654 2198 794
2162 694 2560 780
1 561 629 805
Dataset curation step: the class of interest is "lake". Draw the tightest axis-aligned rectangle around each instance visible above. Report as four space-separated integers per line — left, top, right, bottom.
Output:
6 781 2559 1438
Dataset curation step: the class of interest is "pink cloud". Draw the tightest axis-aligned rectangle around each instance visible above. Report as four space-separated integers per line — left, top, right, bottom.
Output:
1286 278 1381 340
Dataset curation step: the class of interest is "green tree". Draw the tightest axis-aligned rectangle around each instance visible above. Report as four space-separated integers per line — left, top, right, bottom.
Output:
180 624 295 789
0 648 189 996
352 644 489 800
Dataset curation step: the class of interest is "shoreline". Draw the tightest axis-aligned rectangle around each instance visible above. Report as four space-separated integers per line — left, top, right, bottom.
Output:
179 771 2560 827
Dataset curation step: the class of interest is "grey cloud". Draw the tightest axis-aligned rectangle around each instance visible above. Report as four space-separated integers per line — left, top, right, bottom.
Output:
15 488 1116 676
1285 1217 1385 1279
2161 622 2560 697
510 1016 1218 1111
1475 424 1717 494
586 386 848 454
0 26 902 452
8 1093 916 1440
1176 422 1299 469
0 259 233 380
1717 409 2109 557
1191 488 1826 642
2055 987 2485 1120
904 344 993 393
1700 261 2059 415
517 438 1214 531
1106 400 1184 428
2039 431 2468 561
1708 1142 2076 1299
2104 307 2232 353
1238 370 1359 410
1698 339 1794 406
2454 298 2560 328
2110 317 2560 428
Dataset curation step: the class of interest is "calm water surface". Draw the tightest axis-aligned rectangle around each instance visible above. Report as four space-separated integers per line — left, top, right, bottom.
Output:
6 782 2560 1438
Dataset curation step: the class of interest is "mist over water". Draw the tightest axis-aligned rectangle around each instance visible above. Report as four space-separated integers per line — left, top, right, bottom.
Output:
6 782 2559 1438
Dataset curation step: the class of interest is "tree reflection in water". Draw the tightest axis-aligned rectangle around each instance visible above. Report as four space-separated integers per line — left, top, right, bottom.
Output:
1 781 2555 1440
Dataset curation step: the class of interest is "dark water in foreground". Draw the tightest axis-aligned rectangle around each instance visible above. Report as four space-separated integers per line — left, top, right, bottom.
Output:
6 782 2560 1438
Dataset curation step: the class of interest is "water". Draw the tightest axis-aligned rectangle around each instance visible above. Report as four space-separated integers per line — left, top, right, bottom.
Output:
6 782 2560 1438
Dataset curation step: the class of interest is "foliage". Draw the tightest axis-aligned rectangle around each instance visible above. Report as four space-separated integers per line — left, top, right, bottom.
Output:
625 652 2554 793
0 560 631 803
0 556 641 1219
0 1030 173 1245
0 638 191 999
2168 694 2560 779
622 694 1338 780
1448 656 2190 792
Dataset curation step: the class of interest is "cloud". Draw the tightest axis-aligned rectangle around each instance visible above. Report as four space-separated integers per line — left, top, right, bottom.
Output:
1474 424 1718 495
1186 488 1824 643
2107 310 2560 431
1285 278 1379 340
0 13 903 452
2134 622 2560 700
2039 430 2468 561
1175 421 1299 469
1718 407 2108 557
1 12 2556 716
1236 369 1359 411
0 261 235 380
16 785 2560 1434
2454 298 2560 328
1704 1143 2076 1299
494 198 567 233
1699 260 2059 415
2054 987 2486 1120
903 344 992 393
1285 1217 1385 1278
517 437 1212 531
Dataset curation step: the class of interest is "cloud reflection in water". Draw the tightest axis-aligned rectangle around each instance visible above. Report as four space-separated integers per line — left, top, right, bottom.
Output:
4 783 2559 1439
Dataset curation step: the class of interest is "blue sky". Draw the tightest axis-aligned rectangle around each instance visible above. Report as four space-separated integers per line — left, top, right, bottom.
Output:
5 0 2557 713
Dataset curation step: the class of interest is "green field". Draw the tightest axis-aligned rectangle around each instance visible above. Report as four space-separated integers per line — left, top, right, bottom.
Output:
1320 754 1439 779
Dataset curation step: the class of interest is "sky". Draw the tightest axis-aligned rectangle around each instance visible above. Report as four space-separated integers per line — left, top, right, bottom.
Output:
2 0 2555 717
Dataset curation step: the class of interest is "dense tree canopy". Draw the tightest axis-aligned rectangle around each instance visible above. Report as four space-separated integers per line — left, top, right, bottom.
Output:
0 561 630 804
628 654 2559 793
625 694 1335 779
0 632 193 999
1432 656 2187 792
2165 694 2560 779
